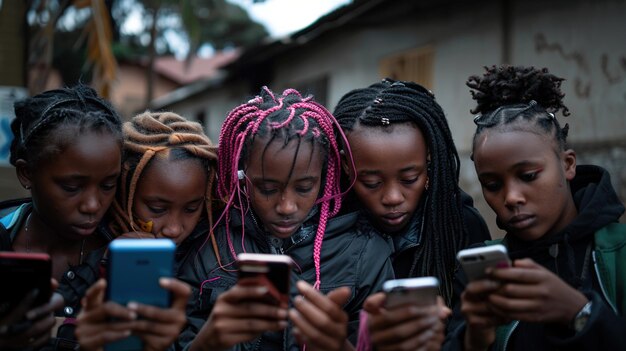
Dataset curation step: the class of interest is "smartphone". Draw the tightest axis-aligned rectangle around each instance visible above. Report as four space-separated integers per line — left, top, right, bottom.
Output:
237 253 294 307
383 277 439 309
457 244 511 281
0 252 51 316
105 238 175 351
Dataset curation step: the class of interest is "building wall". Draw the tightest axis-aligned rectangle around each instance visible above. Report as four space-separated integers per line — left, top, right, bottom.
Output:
264 0 626 235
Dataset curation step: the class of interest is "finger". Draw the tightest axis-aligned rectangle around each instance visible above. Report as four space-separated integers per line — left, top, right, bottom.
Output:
127 302 184 326
79 329 132 350
290 310 343 350
512 258 541 269
372 313 439 345
83 279 107 310
79 301 136 323
20 314 55 340
490 267 543 284
463 280 501 299
1 290 37 324
26 293 64 321
211 316 288 334
495 283 544 298
50 278 59 291
488 294 538 313
370 304 436 330
159 277 191 310
212 298 288 320
222 284 277 304
437 297 452 319
291 294 347 333
296 281 349 321
363 292 386 314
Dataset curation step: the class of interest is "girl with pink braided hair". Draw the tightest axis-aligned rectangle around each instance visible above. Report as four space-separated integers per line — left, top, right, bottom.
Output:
175 87 394 351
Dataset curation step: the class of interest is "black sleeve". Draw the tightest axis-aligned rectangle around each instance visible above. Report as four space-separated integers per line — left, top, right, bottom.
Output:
545 291 626 349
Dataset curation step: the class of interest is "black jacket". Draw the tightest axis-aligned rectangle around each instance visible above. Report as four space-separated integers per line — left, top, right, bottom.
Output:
174 209 395 351
444 165 626 351
382 190 491 279
0 198 113 351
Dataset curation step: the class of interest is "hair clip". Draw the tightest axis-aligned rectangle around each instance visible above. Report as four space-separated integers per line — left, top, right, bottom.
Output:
390 81 405 87
548 112 555 119
237 170 245 180
381 117 390 125
473 114 482 124
374 97 383 105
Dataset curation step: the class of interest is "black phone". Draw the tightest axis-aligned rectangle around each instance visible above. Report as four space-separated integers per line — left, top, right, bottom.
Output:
237 253 294 307
0 252 52 316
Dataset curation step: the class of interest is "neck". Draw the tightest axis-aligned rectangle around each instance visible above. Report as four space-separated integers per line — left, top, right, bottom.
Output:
25 211 87 255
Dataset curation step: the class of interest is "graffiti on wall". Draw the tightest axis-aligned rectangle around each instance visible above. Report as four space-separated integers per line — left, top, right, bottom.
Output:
535 33 626 100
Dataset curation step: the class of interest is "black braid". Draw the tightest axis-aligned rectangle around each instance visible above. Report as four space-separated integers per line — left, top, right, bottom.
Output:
467 65 570 152
334 78 466 306
11 84 123 167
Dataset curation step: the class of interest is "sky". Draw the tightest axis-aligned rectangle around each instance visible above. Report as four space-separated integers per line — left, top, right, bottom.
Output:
228 0 352 38
121 0 352 58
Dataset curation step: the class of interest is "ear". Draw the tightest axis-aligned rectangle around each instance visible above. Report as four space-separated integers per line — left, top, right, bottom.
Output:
339 150 352 179
15 159 33 190
562 149 577 181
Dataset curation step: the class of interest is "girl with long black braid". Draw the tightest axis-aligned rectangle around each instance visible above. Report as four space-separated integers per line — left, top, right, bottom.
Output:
444 65 625 351
0 84 123 351
334 79 490 350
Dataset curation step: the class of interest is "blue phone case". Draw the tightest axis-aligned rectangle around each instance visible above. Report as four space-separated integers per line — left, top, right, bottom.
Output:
105 238 175 351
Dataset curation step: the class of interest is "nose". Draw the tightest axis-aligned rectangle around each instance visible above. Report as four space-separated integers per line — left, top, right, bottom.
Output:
381 184 404 207
276 191 297 217
161 216 184 240
79 189 102 215
503 183 525 209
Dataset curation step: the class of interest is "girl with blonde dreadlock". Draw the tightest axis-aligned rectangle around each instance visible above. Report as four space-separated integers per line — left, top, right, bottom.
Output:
74 111 218 351
175 87 394 351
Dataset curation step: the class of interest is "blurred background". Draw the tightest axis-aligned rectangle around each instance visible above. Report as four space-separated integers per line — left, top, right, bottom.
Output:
1 0 624 236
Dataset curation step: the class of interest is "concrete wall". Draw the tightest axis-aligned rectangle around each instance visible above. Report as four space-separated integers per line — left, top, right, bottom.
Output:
266 0 626 235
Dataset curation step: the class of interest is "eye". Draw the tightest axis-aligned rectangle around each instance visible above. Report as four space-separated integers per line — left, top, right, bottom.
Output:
360 179 381 189
258 186 278 195
101 182 117 191
520 171 539 182
401 177 419 185
481 181 501 192
60 184 80 193
147 206 166 214
295 186 314 194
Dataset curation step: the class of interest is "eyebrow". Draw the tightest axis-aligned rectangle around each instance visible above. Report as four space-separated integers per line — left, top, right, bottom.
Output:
478 160 540 177
358 165 421 176
251 176 319 184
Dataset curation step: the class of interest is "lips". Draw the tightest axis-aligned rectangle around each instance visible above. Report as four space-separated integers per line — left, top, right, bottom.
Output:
270 221 300 237
73 222 98 235
507 214 536 230
381 212 408 227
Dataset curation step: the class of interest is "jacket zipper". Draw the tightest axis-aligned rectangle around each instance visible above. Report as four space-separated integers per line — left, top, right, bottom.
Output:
502 320 519 351
592 250 618 314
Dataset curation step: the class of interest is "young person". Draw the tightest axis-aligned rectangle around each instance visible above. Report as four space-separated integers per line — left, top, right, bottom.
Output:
74 111 218 350
0 85 123 350
176 87 395 351
444 65 626 350
333 79 491 350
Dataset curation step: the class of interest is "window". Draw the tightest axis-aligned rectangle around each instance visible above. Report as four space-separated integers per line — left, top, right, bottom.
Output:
379 46 434 89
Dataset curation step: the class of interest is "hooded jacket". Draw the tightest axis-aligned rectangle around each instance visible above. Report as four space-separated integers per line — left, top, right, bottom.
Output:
174 209 395 351
444 165 626 351
0 198 113 351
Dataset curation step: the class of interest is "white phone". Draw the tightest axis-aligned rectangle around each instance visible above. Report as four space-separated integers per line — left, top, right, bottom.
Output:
383 277 439 308
457 244 511 281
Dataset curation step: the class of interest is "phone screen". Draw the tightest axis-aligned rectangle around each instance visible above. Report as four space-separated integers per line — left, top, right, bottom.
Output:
237 254 293 306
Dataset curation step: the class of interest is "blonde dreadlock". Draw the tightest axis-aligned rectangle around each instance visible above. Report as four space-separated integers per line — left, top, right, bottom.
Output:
109 111 217 240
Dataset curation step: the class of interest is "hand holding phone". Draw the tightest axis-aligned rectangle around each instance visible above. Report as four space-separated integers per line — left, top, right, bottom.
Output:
457 244 511 281
237 253 294 307
383 277 439 309
0 252 52 316
105 238 175 351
